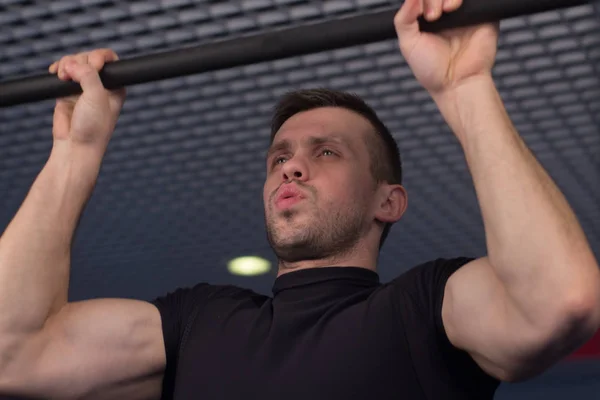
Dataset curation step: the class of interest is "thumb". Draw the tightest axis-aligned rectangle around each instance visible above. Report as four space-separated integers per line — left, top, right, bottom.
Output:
394 0 424 53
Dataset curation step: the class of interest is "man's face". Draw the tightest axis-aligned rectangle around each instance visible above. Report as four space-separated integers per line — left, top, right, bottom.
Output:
263 107 378 264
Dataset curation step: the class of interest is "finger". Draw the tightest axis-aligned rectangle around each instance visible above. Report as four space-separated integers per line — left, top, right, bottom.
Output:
63 61 106 97
70 53 90 80
74 52 90 66
109 87 127 110
424 0 444 21
88 48 120 72
394 0 423 35
394 0 423 39
57 52 90 80
52 100 74 139
49 61 58 74
57 55 77 80
443 0 463 13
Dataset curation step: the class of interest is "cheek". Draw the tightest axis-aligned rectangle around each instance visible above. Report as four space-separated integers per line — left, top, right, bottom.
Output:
319 181 362 208
338 177 374 209
263 178 284 212
263 184 272 209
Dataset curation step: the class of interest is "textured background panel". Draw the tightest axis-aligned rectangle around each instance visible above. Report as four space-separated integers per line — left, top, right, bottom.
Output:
0 0 599 397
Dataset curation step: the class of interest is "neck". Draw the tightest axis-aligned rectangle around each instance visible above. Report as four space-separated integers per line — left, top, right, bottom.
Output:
276 242 378 278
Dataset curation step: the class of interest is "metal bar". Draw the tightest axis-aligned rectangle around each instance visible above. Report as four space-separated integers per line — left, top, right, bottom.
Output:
0 0 590 107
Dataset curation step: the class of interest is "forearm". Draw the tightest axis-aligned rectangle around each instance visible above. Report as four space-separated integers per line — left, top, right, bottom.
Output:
0 143 101 338
434 76 600 322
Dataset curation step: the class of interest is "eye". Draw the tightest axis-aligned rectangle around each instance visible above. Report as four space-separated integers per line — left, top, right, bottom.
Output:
273 155 287 165
320 149 335 157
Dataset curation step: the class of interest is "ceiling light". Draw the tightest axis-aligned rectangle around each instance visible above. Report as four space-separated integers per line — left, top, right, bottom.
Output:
228 256 271 276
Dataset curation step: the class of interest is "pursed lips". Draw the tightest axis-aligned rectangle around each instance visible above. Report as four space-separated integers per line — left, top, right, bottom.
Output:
274 184 307 209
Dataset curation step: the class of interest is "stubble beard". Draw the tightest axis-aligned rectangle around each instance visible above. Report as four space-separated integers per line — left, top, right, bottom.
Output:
265 200 366 265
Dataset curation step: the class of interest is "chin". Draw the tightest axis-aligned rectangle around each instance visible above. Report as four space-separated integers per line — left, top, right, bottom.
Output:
267 222 310 250
272 224 307 243
271 206 308 223
270 238 320 263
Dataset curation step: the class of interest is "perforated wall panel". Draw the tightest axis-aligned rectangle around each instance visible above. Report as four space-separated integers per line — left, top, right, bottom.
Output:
0 0 598 303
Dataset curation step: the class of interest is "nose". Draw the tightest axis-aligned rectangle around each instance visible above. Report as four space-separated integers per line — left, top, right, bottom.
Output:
280 154 309 182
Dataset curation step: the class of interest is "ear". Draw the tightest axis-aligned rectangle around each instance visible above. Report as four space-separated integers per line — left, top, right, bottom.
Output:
374 184 408 223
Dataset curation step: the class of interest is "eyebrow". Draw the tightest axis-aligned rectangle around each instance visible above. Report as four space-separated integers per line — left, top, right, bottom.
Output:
266 135 348 159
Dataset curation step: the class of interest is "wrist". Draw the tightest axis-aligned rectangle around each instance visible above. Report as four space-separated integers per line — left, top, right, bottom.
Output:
431 74 512 145
47 141 104 193
432 74 496 103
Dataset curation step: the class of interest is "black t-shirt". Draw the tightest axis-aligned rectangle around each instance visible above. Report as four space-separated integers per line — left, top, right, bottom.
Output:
152 258 500 400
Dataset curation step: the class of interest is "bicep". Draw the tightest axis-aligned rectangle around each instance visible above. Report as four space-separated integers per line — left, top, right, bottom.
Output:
5 298 166 400
442 257 554 381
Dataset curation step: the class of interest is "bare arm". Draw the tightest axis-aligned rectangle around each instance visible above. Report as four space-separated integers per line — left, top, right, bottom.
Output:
438 77 600 381
395 0 600 381
1 299 165 400
0 146 97 352
0 49 166 399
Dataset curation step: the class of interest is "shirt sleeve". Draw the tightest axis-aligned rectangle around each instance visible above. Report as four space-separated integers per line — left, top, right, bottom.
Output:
390 257 500 398
150 283 217 400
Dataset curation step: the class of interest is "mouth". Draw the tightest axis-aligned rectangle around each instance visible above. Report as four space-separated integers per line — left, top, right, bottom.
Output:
274 185 307 210
275 195 304 210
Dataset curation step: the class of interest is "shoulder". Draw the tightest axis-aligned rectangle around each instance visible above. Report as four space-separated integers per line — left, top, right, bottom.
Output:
380 257 476 334
152 282 268 315
389 257 475 297
385 258 500 396
374 257 475 324
149 282 270 395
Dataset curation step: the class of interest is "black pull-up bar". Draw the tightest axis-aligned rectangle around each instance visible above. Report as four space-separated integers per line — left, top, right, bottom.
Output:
0 0 590 107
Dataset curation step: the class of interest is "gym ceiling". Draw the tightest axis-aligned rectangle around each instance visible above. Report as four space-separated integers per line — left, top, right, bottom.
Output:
0 0 598 377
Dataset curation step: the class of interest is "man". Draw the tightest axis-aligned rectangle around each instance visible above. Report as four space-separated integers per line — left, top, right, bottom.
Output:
0 0 599 399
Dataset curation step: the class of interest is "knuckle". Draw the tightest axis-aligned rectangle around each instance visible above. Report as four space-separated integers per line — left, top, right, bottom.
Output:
62 55 78 67
59 55 72 65
76 53 89 63
88 53 101 66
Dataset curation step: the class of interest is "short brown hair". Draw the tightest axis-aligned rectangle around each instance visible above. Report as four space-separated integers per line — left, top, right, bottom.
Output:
270 88 402 248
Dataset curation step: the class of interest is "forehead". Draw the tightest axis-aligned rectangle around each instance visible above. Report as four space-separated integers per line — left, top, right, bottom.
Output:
272 107 373 146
